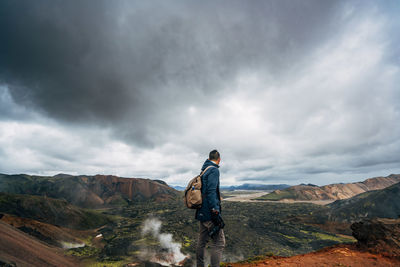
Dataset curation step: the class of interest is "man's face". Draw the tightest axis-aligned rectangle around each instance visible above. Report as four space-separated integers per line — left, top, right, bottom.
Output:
216 157 221 165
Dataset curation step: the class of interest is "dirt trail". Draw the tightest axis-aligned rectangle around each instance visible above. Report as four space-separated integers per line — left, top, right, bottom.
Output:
230 244 400 267
0 221 80 267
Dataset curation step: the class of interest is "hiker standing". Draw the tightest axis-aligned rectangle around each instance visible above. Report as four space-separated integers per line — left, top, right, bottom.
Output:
195 149 225 267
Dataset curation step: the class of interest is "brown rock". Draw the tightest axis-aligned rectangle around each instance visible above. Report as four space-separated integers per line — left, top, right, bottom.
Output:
351 218 400 256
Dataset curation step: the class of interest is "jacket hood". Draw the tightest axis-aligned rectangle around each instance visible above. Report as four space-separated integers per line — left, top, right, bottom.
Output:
201 159 219 171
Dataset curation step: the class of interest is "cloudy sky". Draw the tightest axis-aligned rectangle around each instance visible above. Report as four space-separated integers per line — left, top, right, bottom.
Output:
0 0 399 186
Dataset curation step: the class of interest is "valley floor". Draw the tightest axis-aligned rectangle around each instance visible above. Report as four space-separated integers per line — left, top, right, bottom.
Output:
223 191 334 205
223 191 267 202
230 244 400 267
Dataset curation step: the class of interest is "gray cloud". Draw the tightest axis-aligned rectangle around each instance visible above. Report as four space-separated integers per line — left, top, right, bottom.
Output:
0 0 344 147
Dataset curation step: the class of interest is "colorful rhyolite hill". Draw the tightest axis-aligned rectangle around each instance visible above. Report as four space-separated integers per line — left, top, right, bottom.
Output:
257 174 400 201
0 173 179 208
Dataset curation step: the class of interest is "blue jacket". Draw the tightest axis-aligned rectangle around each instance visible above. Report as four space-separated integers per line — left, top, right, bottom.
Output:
195 159 221 222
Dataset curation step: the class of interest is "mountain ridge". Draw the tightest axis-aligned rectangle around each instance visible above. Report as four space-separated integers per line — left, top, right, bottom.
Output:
0 173 179 208
256 174 400 201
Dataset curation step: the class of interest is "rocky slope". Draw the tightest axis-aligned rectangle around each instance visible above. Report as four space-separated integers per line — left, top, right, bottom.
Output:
0 173 179 208
326 182 400 222
257 174 400 201
0 220 80 267
0 192 109 229
0 213 93 248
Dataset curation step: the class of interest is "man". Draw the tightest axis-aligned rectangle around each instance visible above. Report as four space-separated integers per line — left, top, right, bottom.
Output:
195 149 225 267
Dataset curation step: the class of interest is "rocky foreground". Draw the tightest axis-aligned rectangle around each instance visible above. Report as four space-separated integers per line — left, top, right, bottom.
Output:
351 218 400 257
230 218 400 267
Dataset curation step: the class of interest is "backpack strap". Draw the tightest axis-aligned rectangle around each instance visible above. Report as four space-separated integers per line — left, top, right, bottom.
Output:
199 166 215 177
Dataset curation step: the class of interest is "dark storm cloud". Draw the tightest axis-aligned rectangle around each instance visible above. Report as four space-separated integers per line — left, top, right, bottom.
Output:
0 86 33 120
0 0 344 147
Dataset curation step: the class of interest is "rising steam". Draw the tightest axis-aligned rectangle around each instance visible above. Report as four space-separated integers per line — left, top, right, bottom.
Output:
140 218 188 266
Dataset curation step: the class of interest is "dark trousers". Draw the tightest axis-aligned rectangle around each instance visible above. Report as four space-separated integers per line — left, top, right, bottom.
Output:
196 220 225 267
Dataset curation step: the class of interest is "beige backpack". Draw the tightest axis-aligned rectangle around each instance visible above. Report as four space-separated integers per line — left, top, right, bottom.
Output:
184 166 215 209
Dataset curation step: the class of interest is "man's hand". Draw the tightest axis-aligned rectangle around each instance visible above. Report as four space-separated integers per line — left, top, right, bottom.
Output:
211 208 219 225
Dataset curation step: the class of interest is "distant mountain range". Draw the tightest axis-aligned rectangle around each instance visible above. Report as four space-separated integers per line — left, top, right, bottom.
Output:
171 185 186 191
256 174 400 201
173 183 290 191
0 173 179 208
